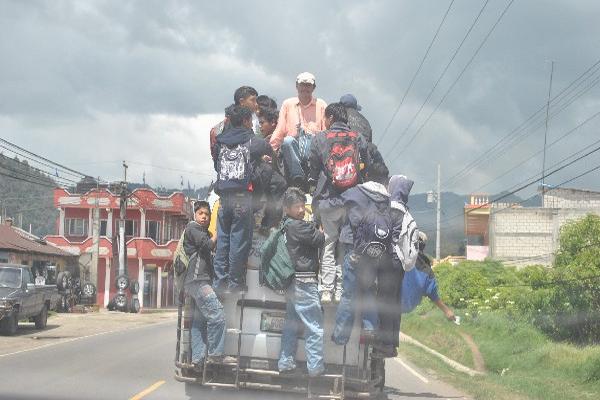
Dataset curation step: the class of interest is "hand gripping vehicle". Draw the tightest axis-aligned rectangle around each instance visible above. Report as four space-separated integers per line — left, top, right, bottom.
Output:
174 194 385 399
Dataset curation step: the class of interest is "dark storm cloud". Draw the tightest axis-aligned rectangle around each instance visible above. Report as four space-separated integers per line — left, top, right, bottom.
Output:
1 0 599 193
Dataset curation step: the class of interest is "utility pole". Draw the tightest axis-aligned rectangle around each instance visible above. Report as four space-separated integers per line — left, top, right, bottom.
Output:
90 177 101 285
118 161 128 277
541 60 555 201
436 164 441 262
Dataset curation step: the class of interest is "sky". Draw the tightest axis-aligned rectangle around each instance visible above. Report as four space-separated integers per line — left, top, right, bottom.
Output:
1 0 599 198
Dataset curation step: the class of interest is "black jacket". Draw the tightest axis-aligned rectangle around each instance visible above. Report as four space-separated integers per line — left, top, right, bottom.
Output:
183 221 214 284
283 217 325 280
213 125 273 192
346 107 373 143
309 121 369 204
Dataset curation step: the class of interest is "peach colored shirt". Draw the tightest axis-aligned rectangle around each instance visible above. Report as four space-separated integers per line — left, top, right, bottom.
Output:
270 97 327 151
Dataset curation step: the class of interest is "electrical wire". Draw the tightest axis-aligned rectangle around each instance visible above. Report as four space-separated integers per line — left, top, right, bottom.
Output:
377 0 456 147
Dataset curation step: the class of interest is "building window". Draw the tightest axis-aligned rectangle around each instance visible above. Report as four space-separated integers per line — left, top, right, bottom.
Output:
100 220 107 236
125 220 138 237
146 220 160 242
66 218 88 236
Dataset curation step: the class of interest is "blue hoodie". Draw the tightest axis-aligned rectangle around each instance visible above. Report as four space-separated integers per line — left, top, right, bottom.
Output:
213 125 272 193
339 181 390 246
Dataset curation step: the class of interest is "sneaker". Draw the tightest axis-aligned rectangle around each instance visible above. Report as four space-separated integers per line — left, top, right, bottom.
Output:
320 291 332 304
308 367 325 378
206 355 237 364
279 367 298 375
334 291 342 303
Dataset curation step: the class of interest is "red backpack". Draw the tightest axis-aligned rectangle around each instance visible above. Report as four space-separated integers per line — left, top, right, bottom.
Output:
325 130 360 191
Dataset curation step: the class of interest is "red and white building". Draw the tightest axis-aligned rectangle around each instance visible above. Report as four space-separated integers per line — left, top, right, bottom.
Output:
45 187 193 309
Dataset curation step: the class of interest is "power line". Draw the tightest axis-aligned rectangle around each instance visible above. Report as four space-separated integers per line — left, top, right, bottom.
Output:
377 0 455 147
385 0 491 159
441 56 600 188
127 161 214 177
425 106 600 219
0 138 87 178
420 142 600 229
0 169 56 188
445 73 600 189
392 0 516 159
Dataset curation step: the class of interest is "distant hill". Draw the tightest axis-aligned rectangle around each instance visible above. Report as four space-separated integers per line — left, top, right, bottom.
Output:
0 154 58 237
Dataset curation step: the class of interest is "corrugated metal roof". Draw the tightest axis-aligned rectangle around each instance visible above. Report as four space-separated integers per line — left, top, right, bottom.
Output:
0 224 73 257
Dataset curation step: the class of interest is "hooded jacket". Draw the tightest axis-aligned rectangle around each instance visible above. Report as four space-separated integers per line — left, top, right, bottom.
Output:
213 125 272 193
339 181 390 246
309 121 369 206
282 216 325 280
388 175 419 271
183 221 214 284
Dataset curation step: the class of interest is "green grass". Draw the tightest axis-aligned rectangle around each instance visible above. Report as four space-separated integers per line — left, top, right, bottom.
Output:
399 306 600 400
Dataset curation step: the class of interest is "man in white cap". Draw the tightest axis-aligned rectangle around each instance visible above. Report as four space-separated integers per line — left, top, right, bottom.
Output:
270 72 327 188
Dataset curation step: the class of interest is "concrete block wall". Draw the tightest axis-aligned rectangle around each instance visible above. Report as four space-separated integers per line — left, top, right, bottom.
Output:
489 207 600 267
544 187 600 209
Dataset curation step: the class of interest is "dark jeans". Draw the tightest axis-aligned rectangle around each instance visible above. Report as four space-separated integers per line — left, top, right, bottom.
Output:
213 192 253 290
376 257 404 351
332 249 379 345
253 161 287 229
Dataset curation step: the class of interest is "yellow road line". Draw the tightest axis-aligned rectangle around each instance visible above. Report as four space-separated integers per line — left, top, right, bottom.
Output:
129 380 165 400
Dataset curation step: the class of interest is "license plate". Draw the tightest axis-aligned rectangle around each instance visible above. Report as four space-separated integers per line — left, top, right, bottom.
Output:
260 311 286 333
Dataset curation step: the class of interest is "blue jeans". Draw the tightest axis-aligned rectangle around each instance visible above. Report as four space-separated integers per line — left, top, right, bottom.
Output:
186 282 226 363
214 192 253 290
332 251 379 345
278 280 324 376
280 134 313 181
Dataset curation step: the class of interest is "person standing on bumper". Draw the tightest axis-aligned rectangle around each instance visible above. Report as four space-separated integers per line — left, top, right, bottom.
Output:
184 201 235 366
277 187 326 377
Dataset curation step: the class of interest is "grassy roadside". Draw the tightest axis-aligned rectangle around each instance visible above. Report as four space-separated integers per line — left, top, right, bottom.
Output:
398 305 600 400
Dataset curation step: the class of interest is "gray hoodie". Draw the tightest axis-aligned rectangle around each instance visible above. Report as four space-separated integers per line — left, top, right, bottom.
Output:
388 175 419 271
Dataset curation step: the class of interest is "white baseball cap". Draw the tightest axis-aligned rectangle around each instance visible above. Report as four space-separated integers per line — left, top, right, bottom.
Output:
296 72 316 85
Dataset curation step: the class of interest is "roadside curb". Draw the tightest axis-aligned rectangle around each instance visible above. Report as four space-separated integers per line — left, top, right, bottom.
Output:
400 332 485 377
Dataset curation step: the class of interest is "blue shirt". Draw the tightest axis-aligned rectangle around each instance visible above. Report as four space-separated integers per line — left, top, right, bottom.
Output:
400 267 440 314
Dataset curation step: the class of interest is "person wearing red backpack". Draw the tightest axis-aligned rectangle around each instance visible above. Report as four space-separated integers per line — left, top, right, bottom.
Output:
309 103 369 304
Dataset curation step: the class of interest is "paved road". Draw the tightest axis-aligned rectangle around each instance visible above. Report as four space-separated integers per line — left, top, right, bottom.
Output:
0 320 468 400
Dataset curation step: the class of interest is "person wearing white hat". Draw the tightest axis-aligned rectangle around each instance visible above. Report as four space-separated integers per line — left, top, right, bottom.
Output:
270 72 327 188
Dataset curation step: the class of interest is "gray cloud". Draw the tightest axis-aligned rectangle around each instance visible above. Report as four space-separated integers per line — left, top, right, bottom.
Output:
1 0 599 195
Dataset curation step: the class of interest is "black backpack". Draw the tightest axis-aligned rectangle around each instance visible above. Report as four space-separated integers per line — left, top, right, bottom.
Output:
354 202 393 260
216 139 252 192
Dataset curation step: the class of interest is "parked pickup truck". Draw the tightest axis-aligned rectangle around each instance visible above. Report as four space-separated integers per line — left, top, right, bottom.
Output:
0 263 60 335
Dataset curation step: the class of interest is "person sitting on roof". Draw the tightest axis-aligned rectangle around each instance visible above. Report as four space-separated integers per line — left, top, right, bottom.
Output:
269 72 327 189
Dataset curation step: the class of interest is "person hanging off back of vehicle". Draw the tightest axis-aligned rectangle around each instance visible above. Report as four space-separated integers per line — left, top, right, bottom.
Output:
332 162 392 345
269 72 327 189
309 102 369 304
277 187 326 377
183 201 236 369
253 105 288 231
401 231 457 322
210 86 259 161
371 174 420 358
212 104 273 294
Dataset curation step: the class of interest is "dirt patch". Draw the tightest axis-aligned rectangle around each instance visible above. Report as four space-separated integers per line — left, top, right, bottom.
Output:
0 309 177 356
458 331 486 373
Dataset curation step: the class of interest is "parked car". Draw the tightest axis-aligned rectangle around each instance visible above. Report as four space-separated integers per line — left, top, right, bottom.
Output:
0 264 60 335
